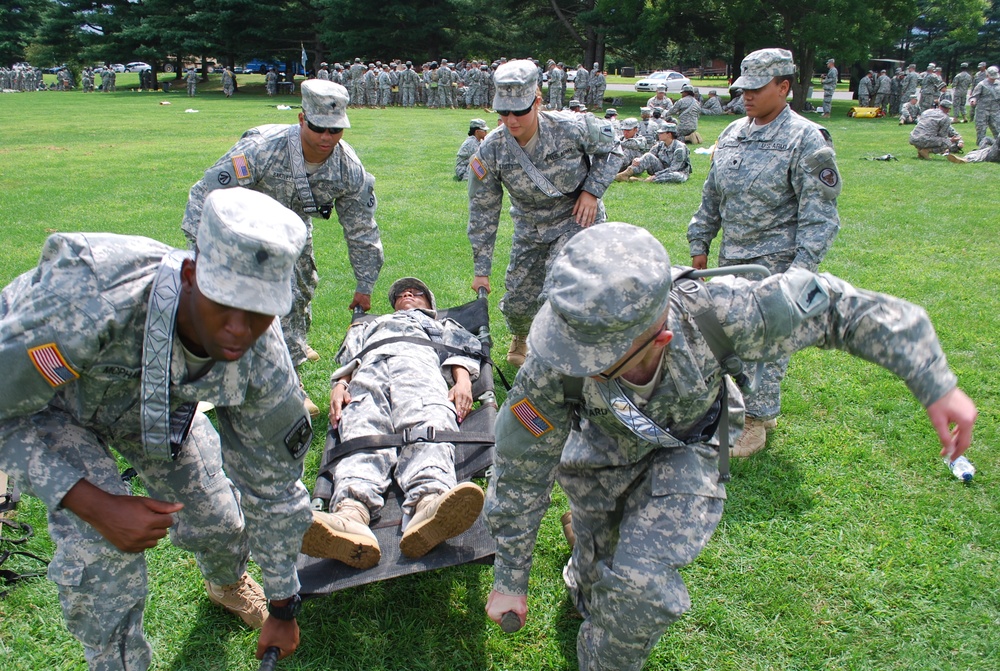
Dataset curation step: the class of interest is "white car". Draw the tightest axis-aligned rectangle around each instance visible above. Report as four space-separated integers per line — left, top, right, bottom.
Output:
125 62 151 72
634 70 691 92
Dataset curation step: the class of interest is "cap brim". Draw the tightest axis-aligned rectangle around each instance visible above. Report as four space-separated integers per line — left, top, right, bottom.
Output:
197 263 292 317
528 301 648 377
493 91 536 111
732 74 773 90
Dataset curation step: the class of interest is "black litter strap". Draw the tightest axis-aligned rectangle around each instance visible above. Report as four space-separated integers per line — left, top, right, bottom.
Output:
0 519 49 598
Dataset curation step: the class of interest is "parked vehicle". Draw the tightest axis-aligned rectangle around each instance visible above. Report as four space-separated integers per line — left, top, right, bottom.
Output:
125 61 151 72
241 59 305 76
634 70 691 92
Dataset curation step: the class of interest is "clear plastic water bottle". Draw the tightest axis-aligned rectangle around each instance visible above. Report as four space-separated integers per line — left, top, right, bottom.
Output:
943 455 975 482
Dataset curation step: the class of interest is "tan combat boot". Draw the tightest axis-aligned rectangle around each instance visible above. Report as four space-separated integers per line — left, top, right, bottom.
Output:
304 345 321 362
614 166 634 182
204 571 268 628
301 499 381 569
506 335 528 367
917 148 931 160
947 153 967 163
298 374 320 419
731 416 778 457
399 482 485 559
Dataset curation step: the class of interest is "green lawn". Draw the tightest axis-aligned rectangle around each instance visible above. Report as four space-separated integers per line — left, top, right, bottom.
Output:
0 86 997 671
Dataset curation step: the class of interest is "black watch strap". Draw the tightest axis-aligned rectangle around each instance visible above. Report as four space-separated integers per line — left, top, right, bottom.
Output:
267 593 302 621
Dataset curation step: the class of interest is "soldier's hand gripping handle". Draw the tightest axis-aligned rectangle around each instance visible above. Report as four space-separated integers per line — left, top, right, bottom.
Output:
258 646 280 671
500 611 523 633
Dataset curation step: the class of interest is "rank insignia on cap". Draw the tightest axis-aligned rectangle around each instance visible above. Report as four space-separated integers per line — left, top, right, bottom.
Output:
470 156 487 180
511 398 553 437
231 154 251 180
28 343 79 388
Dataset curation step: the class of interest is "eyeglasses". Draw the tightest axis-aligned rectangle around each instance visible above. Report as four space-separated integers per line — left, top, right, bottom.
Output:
305 118 344 135
496 106 534 117
594 325 664 382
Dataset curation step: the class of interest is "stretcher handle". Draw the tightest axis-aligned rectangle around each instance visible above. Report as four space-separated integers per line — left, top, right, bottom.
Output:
500 610 523 633
258 646 280 671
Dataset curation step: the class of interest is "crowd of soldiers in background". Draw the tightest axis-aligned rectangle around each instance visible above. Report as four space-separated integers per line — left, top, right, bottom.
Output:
1 63 123 93
854 61 993 126
1 64 45 91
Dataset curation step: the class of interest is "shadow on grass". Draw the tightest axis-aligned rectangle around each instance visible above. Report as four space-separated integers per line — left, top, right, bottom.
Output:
723 446 813 524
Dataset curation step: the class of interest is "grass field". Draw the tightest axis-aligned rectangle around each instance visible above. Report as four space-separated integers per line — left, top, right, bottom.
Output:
1 77 998 671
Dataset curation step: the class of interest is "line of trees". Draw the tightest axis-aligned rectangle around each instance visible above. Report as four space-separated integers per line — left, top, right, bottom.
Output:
3 0 998 107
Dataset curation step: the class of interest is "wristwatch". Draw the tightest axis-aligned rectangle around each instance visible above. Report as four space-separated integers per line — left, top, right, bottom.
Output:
267 593 302 621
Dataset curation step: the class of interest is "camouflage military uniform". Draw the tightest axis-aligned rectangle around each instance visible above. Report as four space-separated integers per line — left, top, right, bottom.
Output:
265 69 278 96
548 65 565 110
687 105 841 420
589 68 606 109
899 97 921 124
186 69 198 96
901 68 919 100
670 94 701 138
0 218 313 669
349 60 365 105
617 125 648 169
919 70 945 112
455 135 482 181
874 72 892 110
701 94 723 115
646 93 672 114
399 65 419 107
573 66 590 107
632 137 691 183
221 68 235 97
909 107 962 155
951 68 974 122
467 110 622 336
822 64 838 115
969 72 1000 146
487 225 961 671
180 123 382 368
858 74 874 107
723 93 745 115
329 308 481 515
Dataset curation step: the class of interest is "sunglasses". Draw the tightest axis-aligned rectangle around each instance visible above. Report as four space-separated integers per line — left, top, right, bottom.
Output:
594 325 664 382
305 118 344 135
496 106 534 117
397 288 426 298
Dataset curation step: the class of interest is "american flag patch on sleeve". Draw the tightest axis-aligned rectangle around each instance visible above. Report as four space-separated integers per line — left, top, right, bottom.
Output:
28 343 79 388
470 156 487 180
511 398 553 437
231 154 251 180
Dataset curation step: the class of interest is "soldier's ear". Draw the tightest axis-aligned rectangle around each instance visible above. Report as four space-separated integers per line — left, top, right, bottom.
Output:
180 258 197 292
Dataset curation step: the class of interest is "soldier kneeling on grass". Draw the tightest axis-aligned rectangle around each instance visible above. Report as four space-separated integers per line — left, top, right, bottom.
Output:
302 277 485 567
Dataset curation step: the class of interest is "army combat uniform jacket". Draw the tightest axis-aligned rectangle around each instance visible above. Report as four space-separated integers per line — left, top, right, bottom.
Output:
467 111 622 277
181 123 383 296
486 268 958 671
0 233 313 600
688 105 840 268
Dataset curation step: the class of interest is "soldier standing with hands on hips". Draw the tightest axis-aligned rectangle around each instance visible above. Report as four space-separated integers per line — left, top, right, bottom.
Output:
687 48 842 457
0 188 317 669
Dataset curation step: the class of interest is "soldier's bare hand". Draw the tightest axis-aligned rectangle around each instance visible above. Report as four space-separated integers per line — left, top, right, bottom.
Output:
329 383 351 428
449 367 474 422
486 590 527 629
927 387 977 459
472 276 491 294
349 292 371 312
573 191 599 227
61 479 183 553
256 616 299 660
691 254 708 270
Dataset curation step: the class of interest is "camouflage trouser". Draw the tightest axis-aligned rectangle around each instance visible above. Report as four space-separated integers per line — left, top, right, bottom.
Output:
333 356 458 516
549 85 564 110
874 92 889 110
590 86 606 109
954 92 968 119
378 86 391 106
719 249 805 420
823 88 835 114
281 224 316 369
351 82 364 105
2 409 249 671
499 216 605 337
401 86 416 107
633 155 688 183
910 135 957 154
919 96 935 113
366 85 378 106
559 453 724 671
974 106 1000 146
187 82 196 97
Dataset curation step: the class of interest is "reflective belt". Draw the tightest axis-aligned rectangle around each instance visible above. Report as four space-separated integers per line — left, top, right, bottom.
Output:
594 379 686 449
504 132 566 198
286 128 332 219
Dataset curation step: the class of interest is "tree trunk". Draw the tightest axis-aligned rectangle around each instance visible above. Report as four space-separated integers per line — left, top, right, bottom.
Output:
791 45 815 112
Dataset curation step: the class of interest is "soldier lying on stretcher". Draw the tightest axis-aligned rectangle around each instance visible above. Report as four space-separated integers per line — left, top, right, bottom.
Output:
300 277 485 568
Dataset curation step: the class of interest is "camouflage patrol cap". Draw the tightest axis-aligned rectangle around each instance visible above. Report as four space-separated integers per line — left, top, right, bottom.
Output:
909 91 918 98
657 122 677 135
569 99 582 107
492 59 539 111
979 61 987 68
655 85 666 92
988 66 999 78
301 79 351 128
938 97 953 108
733 48 796 90
680 84 694 93
621 117 639 130
388 277 437 316
640 106 651 115
196 188 306 317
529 223 672 377
469 118 489 131
961 62 969 68
604 108 617 117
